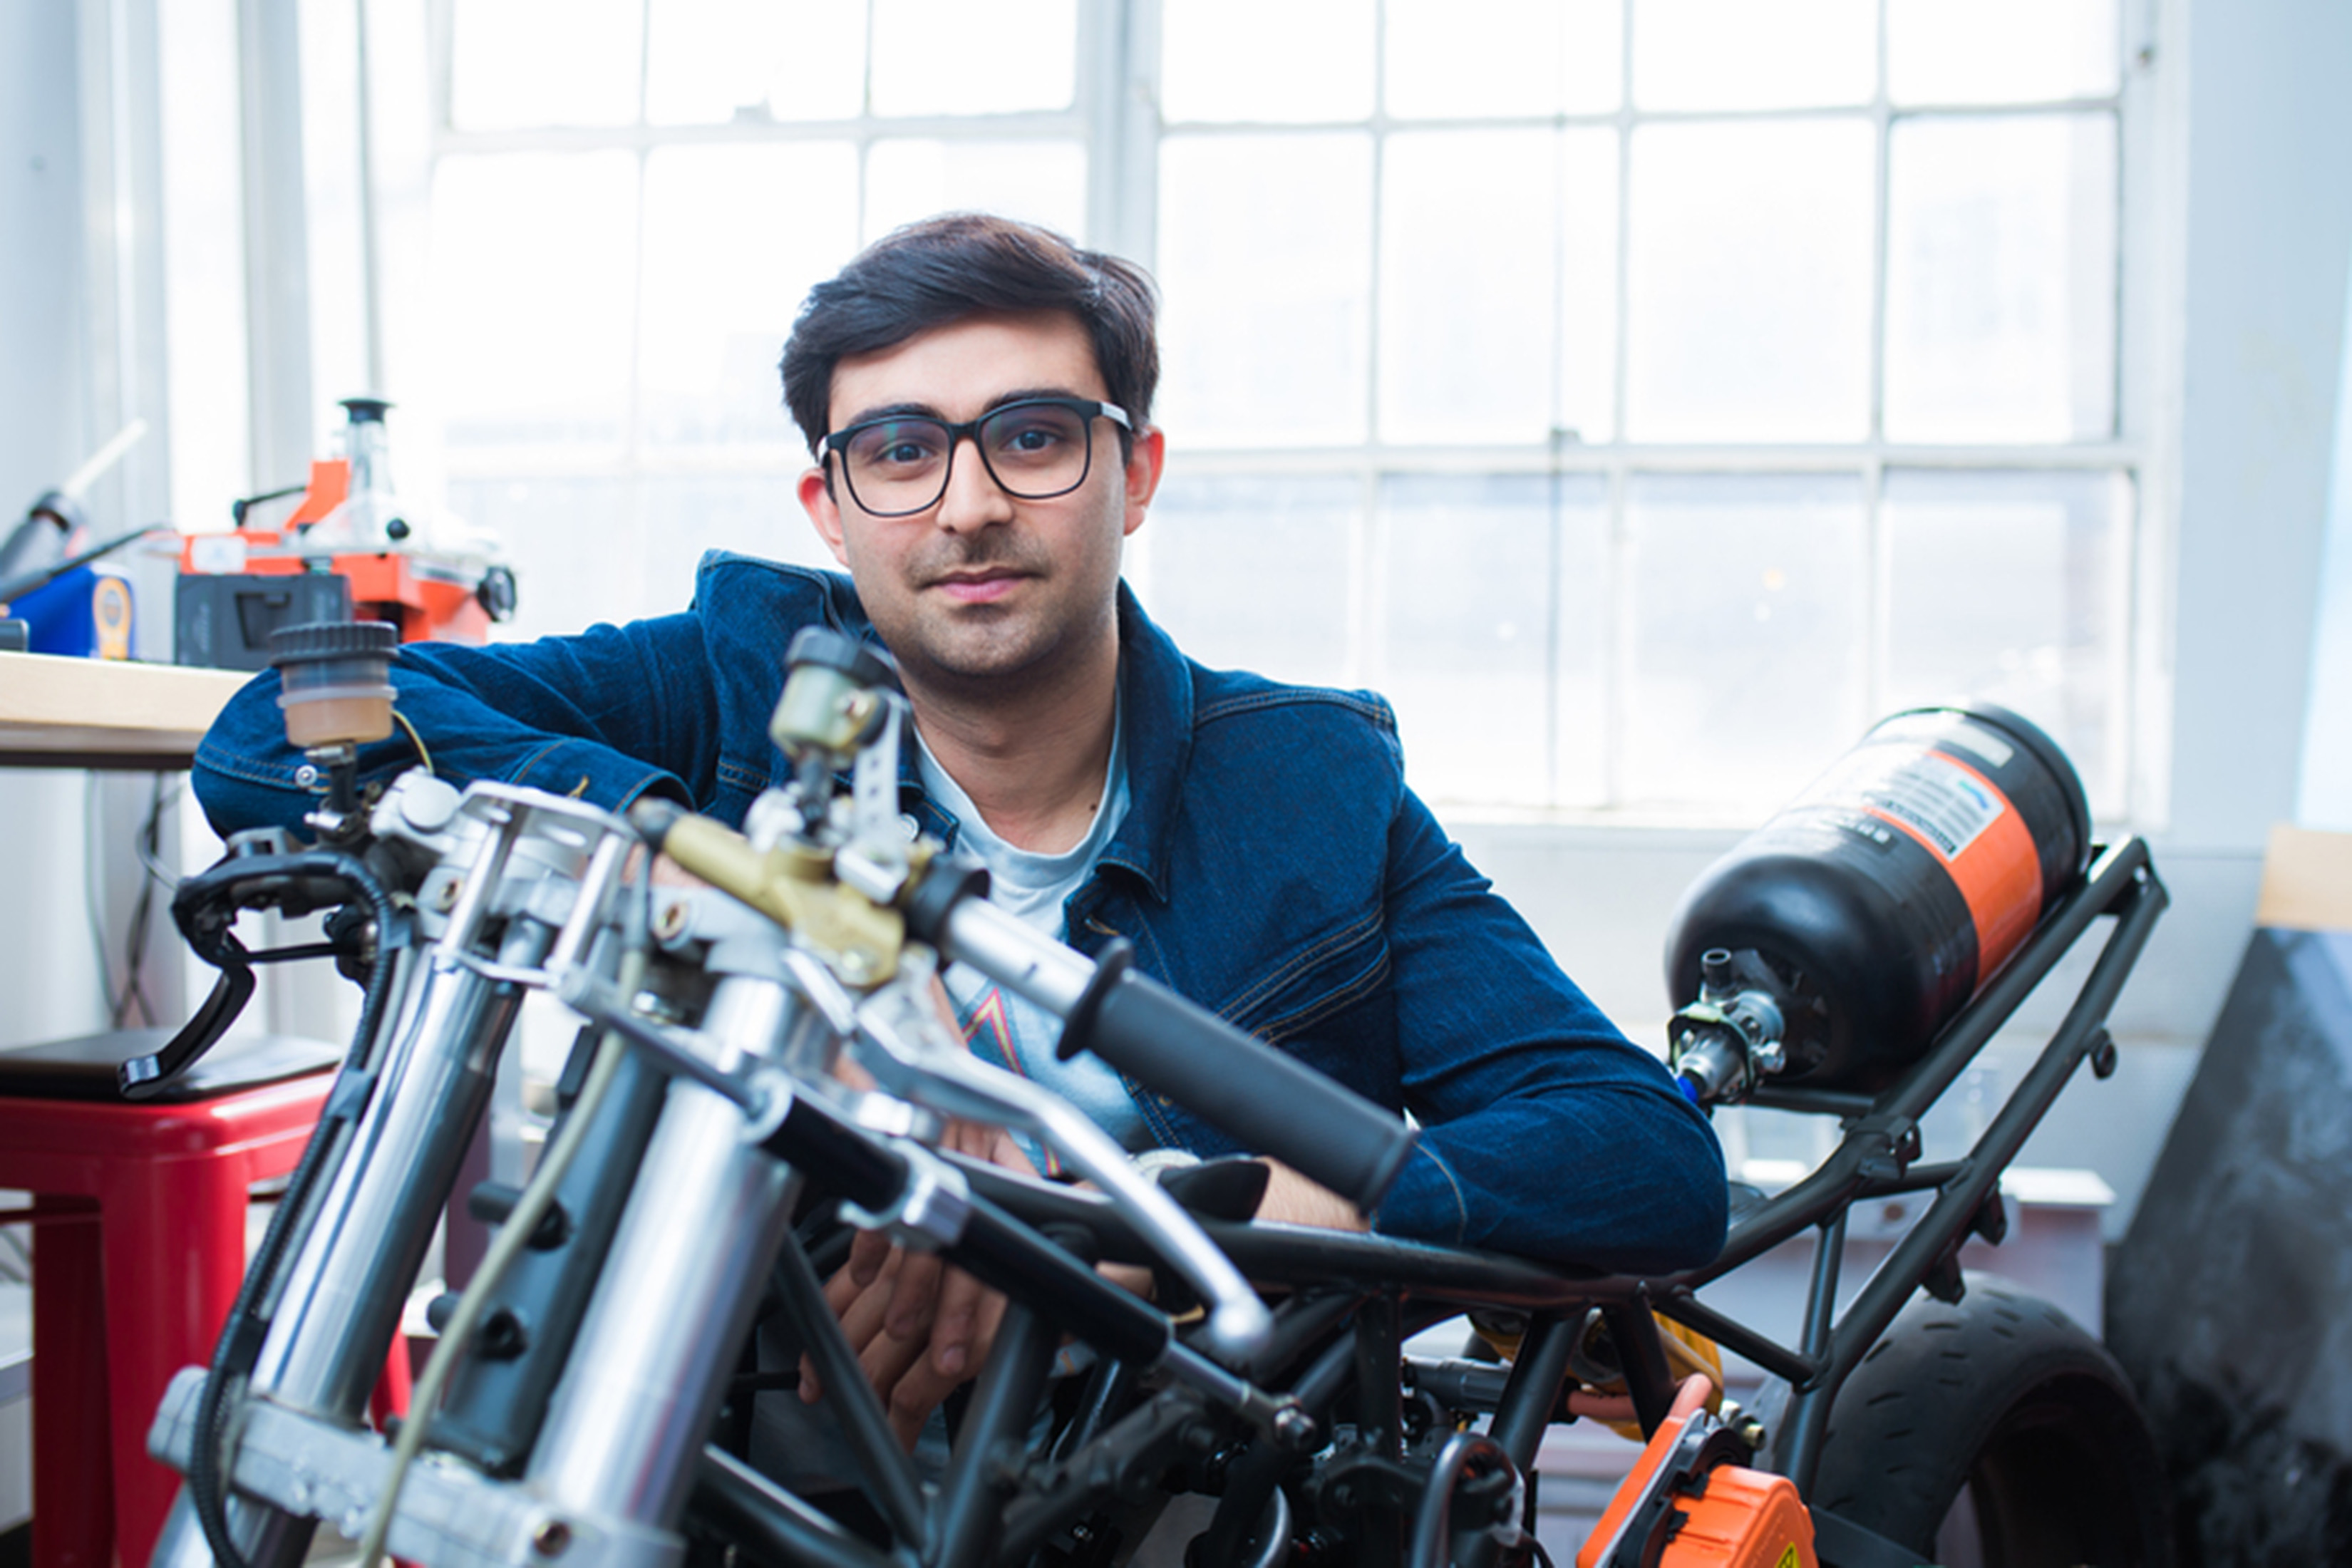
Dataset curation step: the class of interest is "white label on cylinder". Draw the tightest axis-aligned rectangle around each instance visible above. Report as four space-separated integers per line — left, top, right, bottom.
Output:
1800 746 2006 862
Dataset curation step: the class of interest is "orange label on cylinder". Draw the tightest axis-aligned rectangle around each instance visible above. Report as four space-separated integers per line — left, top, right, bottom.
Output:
1799 743 2045 981
1863 754 2041 978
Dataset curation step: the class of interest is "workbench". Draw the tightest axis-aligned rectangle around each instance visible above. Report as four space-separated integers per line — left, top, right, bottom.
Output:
0 652 250 770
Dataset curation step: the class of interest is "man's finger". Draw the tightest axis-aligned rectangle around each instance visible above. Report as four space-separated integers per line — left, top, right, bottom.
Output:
847 1227 894 1289
884 1249 946 1341
928 1266 991 1380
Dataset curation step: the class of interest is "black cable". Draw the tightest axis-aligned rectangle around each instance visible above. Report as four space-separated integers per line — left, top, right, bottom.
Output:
185 852 406 1568
110 774 167 1028
1405 1432 1515 1568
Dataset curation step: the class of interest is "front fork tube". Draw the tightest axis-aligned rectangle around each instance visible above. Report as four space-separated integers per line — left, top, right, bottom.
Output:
150 919 550 1568
523 975 805 1537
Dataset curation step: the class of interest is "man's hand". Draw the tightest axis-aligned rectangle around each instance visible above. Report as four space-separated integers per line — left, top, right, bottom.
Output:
1254 1159 1371 1232
800 1113 1033 1449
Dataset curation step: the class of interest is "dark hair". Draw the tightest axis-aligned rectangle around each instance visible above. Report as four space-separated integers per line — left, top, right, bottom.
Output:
780 212 1160 458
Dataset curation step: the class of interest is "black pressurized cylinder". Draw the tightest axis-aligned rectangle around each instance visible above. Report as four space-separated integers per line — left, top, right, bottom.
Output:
1664 704 2092 1093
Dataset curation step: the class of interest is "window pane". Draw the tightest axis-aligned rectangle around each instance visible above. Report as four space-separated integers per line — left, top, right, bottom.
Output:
1882 468 2127 814
1625 474 1867 808
1380 129 1616 446
1157 134 1373 448
1379 473 1609 807
1889 0 2119 104
159 0 250 530
449 0 640 130
640 144 861 453
1884 113 2118 443
1161 0 1374 122
1381 130 1552 445
646 0 867 124
1626 119 1874 442
458 476 638 641
1139 475 1354 686
637 474 840 610
1385 0 1620 118
871 0 1076 117
430 153 639 456
865 139 1087 247
1633 0 1876 110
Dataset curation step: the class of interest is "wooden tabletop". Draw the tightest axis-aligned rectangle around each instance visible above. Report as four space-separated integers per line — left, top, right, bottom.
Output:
0 653 254 769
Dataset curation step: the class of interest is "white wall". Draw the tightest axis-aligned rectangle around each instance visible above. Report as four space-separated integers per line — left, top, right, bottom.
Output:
0 0 109 1051
2297 251 2352 831
0 0 182 1051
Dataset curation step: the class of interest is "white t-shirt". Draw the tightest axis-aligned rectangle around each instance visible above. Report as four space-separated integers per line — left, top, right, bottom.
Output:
914 704 1150 1172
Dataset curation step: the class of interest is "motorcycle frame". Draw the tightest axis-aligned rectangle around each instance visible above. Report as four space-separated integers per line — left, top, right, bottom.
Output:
147 768 2165 1568
682 836 2167 1568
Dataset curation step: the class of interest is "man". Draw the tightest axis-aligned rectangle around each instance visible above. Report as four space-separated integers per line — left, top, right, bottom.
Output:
195 212 1726 1443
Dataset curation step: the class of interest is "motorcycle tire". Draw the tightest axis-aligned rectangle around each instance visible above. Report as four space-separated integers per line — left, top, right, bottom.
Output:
1809 1272 2173 1568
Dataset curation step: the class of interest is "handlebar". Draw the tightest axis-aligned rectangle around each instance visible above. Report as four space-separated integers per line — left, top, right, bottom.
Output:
925 895 1418 1217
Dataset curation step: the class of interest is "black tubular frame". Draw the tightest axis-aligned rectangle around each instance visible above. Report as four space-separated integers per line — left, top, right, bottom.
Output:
680 835 2165 1566
473 836 2167 1568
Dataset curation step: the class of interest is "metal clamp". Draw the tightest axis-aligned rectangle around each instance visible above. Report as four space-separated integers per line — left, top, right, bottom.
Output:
147 1368 679 1568
839 1140 973 1252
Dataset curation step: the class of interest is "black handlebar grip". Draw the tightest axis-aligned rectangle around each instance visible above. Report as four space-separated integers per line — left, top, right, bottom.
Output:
1080 972 1417 1215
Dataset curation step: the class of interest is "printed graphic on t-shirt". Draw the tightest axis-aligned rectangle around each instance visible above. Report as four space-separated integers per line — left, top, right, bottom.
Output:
953 981 1063 1175
959 985 1023 1073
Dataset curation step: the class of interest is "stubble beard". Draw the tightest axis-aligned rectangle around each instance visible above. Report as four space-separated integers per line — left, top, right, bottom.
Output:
876 536 1114 703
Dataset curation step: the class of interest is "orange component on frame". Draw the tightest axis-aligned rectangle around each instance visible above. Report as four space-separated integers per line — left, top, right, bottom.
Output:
1655 1464 1817 1568
1577 1378 1817 1568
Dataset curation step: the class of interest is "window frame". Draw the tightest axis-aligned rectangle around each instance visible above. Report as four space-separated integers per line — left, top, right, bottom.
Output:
409 0 2165 827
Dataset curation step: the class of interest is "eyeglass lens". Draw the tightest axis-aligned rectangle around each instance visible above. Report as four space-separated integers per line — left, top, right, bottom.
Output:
842 401 1095 515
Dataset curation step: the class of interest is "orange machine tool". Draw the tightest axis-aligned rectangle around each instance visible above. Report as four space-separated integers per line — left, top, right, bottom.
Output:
175 399 513 665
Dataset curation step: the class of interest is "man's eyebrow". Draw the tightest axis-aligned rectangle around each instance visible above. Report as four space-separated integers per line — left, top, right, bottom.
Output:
984 386 1088 412
837 387 1093 430
835 399 943 430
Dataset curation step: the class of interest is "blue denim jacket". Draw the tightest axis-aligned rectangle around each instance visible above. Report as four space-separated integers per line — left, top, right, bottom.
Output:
195 553 1726 1271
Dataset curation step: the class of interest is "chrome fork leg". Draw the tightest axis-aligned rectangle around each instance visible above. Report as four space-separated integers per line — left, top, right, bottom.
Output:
149 920 546 1568
524 974 805 1537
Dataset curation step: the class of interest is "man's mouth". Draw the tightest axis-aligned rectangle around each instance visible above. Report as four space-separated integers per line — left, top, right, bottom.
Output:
927 567 1028 604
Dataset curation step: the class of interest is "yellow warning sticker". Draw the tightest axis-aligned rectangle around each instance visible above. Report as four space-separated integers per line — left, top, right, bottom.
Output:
1776 1547 1802 1568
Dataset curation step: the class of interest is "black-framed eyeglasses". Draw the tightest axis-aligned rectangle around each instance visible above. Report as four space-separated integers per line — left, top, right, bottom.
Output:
822 396 1132 518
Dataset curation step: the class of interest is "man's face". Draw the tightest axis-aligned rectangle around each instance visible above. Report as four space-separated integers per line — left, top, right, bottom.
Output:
799 310 1164 697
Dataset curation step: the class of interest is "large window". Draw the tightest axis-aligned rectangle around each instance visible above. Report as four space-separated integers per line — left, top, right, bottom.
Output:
412 0 2141 821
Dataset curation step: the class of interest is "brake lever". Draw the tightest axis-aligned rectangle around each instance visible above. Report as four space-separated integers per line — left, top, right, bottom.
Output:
118 953 258 1099
850 980 1274 1363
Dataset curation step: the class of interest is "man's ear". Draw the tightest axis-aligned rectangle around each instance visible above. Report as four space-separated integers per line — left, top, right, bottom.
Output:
1121 426 1167 540
798 465 852 567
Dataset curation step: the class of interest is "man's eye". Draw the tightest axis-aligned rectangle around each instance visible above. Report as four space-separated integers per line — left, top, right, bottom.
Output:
989 416 1075 460
856 427 943 469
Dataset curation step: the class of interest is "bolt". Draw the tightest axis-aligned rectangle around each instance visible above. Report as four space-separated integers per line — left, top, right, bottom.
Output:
294 763 321 790
430 876 463 913
1271 1405 1318 1450
530 1520 571 1557
654 898 691 941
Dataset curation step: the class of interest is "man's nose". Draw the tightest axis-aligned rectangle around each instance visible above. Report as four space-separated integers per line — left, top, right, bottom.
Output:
934 433 1015 532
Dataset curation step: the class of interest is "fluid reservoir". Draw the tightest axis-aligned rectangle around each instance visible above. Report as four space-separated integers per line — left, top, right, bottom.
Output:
1663 704 2091 1098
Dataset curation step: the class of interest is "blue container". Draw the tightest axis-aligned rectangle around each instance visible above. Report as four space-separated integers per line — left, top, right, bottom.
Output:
10 565 135 659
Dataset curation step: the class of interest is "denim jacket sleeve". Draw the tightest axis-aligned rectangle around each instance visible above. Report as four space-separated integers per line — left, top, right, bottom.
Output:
192 613 719 837
1363 787 1728 1274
